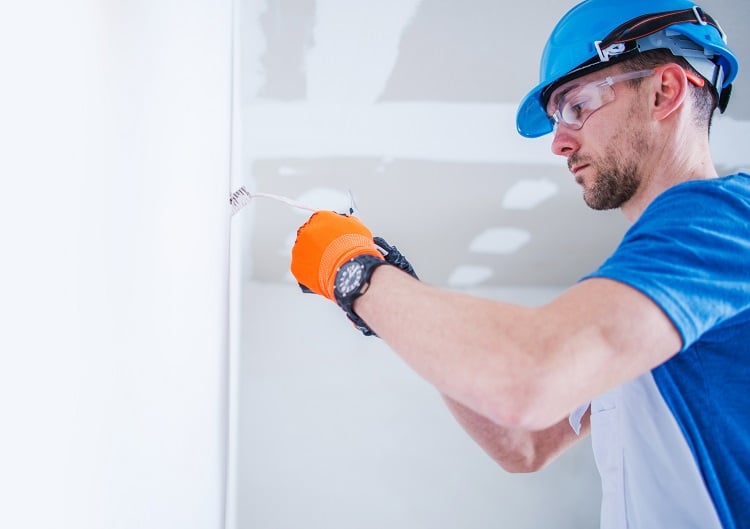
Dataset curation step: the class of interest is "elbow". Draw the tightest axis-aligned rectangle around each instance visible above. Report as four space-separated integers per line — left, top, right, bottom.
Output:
485 432 556 474
484 381 558 433
483 309 574 431
496 456 549 474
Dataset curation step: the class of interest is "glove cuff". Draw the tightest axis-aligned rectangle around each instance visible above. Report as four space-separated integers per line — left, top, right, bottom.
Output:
319 234 381 300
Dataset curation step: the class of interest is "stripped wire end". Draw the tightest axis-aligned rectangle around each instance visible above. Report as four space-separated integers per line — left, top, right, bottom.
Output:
229 186 253 215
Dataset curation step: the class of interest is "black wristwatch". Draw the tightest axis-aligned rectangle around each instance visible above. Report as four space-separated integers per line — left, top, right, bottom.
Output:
333 254 389 336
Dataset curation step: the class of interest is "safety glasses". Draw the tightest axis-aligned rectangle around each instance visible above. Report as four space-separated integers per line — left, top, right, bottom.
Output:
548 68 660 130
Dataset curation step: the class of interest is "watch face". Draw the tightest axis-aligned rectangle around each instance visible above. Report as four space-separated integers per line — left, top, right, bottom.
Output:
336 261 365 297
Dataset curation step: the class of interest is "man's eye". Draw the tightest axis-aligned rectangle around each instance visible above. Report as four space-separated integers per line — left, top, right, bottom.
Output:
568 100 588 118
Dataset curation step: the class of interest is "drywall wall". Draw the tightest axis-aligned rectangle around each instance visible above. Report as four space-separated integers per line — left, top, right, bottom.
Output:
233 1 749 528
238 0 750 289
237 282 601 529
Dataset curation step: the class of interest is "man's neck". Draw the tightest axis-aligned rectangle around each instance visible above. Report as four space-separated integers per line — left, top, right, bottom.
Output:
620 133 717 223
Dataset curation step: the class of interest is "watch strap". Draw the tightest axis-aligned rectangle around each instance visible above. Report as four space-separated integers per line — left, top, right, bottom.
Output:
334 254 388 336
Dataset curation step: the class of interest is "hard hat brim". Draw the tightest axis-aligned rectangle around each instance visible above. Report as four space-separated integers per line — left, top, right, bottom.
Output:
516 83 553 139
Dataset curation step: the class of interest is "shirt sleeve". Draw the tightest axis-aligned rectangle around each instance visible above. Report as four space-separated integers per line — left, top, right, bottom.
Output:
581 178 750 350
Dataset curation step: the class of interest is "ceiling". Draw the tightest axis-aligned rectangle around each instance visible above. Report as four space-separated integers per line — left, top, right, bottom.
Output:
237 0 750 289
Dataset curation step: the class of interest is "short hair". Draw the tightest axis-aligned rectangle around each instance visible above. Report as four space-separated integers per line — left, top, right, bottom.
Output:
620 49 718 132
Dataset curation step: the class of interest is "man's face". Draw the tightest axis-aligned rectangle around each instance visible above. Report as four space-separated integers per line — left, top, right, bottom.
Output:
546 66 653 211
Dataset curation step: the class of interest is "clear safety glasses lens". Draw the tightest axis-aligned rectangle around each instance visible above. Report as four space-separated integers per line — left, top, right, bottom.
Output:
552 84 615 130
550 68 658 130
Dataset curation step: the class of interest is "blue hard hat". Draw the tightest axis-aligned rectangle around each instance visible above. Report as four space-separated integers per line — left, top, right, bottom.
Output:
516 0 740 138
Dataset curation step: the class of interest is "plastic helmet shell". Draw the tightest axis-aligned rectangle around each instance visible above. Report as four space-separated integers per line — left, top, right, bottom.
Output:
516 0 739 138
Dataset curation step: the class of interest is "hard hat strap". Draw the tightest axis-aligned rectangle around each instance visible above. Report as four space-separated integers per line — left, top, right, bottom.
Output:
596 7 726 60
594 7 731 112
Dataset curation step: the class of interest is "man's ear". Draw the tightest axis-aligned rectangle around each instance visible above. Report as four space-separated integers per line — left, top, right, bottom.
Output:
652 63 689 121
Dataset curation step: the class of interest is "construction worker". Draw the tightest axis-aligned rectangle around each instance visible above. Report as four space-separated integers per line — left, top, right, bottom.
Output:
290 0 747 526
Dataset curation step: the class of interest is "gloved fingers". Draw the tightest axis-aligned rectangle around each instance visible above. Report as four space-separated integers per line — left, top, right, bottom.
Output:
290 210 381 300
373 236 393 256
373 235 418 280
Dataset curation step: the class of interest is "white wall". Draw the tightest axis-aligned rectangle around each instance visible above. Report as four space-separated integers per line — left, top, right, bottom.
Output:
1 2 234 528
237 282 601 529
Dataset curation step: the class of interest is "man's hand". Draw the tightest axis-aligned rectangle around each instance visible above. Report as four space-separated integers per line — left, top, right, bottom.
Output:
290 210 383 301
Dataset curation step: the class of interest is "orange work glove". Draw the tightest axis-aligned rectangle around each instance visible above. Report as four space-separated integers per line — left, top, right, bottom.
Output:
290 210 383 301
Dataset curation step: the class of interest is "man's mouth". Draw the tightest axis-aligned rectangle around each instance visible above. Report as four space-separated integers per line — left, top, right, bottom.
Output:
571 163 588 177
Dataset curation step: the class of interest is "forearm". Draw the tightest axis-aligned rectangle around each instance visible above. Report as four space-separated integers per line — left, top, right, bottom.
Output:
442 395 589 473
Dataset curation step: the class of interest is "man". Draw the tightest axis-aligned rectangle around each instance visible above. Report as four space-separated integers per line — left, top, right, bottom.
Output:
289 0 748 527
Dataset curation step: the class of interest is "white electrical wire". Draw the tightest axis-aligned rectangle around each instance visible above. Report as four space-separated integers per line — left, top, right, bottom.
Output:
229 186 358 216
229 187 318 216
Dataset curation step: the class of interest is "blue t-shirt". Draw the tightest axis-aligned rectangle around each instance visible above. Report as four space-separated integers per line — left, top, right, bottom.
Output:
584 173 750 528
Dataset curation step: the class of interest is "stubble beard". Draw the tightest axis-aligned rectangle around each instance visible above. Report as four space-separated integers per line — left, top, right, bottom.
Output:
576 126 648 211
582 155 640 210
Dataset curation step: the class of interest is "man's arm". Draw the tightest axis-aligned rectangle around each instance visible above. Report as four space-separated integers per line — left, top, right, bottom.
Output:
289 211 681 433
354 264 681 431
443 396 590 473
